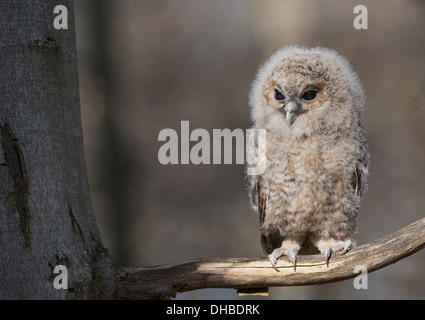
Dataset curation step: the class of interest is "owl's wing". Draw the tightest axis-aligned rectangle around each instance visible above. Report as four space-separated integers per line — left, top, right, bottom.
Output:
352 164 365 196
256 177 267 225
253 176 275 255
352 122 370 197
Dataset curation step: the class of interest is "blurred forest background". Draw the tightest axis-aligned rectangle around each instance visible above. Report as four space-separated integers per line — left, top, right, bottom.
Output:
74 0 425 299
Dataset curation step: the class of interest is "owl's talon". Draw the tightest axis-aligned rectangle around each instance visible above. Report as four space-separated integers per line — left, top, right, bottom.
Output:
324 246 331 267
342 240 353 254
268 254 280 272
267 240 301 272
268 250 283 272
287 249 297 271
311 237 355 267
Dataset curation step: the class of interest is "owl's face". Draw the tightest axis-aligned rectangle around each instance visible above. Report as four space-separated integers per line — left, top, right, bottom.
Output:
265 68 328 127
250 46 364 138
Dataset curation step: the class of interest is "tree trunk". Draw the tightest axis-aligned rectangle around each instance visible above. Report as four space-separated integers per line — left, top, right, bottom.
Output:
0 0 113 299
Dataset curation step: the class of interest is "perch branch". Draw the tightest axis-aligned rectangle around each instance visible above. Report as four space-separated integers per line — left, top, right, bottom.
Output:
113 217 425 299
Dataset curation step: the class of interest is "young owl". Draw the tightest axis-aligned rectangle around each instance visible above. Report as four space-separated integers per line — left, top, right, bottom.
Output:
247 46 370 270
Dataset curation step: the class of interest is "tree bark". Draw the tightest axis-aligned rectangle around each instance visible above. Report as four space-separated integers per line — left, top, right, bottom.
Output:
0 0 113 299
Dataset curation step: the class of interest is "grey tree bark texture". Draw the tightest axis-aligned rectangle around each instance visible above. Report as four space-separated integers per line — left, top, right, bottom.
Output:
0 0 114 299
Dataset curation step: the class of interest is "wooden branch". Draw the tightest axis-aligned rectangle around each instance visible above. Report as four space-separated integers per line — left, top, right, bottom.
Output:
113 217 425 299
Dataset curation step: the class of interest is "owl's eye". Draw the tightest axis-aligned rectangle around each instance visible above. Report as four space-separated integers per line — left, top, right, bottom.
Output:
301 90 317 101
274 89 285 101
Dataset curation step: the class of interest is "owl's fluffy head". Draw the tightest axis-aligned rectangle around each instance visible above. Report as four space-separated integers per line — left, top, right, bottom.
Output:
250 46 364 138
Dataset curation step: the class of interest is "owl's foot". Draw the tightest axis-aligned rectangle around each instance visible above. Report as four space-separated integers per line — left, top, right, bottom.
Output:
311 237 354 267
267 238 302 272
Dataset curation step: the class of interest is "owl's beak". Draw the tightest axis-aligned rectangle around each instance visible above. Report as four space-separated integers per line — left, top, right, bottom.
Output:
284 101 299 125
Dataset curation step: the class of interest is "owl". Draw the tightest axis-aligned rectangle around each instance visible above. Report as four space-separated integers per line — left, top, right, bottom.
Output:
247 46 370 270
